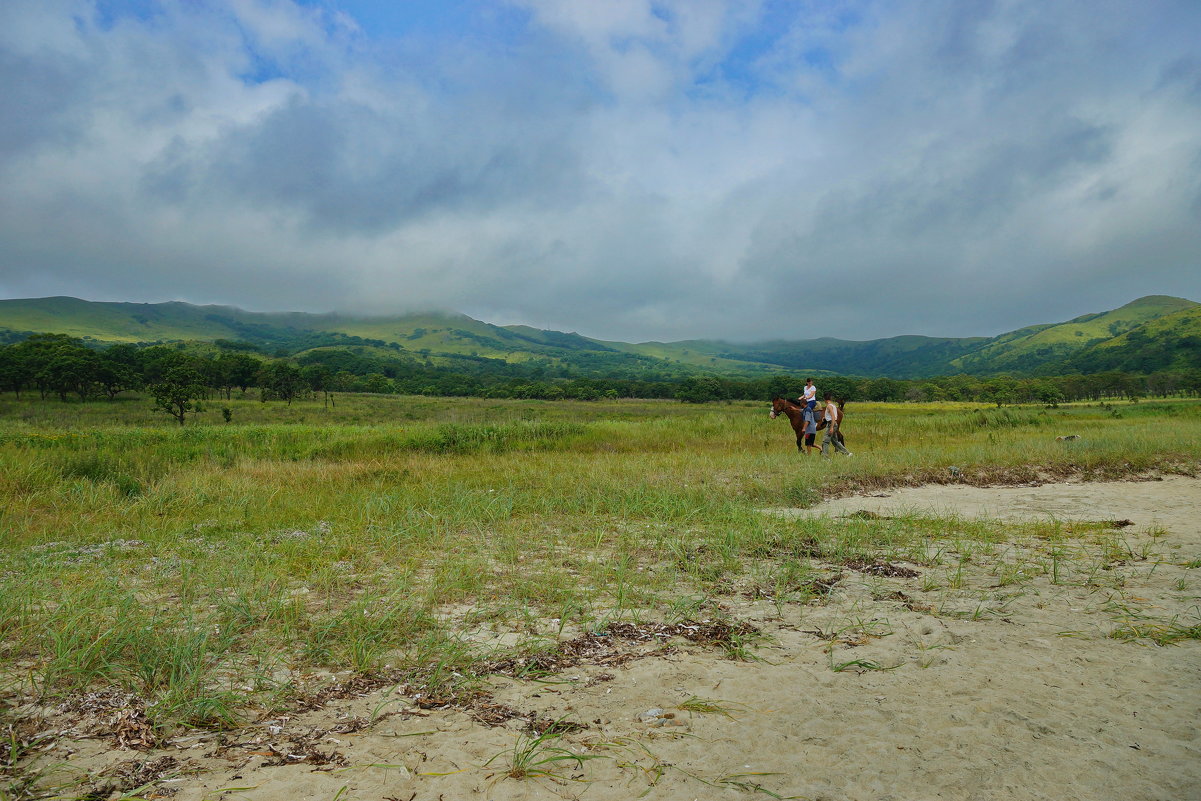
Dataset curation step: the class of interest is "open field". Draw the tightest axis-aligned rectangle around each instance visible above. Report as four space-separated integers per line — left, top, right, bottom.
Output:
1 395 1199 800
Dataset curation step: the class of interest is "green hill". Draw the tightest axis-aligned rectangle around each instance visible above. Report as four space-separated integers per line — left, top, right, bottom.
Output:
1063 306 1201 373
949 295 1198 375
599 296 1196 378
0 297 720 380
700 335 991 379
0 297 253 343
0 294 1196 379
597 338 811 375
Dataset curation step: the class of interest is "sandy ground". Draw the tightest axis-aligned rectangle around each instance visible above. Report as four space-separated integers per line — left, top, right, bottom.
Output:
799 474 1201 532
18 477 1201 801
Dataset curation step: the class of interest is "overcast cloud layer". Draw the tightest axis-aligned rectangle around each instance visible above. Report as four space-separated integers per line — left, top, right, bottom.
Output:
1 0 1199 342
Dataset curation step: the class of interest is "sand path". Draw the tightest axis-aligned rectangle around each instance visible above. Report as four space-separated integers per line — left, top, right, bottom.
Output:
33 478 1201 801
799 474 1201 535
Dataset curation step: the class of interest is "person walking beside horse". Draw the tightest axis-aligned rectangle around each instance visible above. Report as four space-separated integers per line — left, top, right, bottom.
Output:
834 398 848 450
801 401 818 454
820 393 852 458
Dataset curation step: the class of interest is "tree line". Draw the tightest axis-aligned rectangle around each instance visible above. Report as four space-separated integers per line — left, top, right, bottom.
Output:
2 335 1200 422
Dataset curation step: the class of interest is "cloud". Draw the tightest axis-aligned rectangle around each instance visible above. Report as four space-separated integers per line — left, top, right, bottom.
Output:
0 0 1198 342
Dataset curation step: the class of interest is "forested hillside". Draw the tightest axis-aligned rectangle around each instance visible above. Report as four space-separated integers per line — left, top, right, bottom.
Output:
4 332 1199 412
948 295 1199 375
1064 306 1201 373
0 295 1197 396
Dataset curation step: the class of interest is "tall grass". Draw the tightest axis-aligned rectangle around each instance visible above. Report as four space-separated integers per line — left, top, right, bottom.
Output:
1 393 1198 731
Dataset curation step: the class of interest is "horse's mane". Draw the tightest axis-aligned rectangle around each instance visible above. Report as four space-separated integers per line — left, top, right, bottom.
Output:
772 396 801 408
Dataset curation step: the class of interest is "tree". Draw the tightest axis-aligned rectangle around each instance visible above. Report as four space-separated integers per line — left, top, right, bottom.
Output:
37 349 100 401
140 347 199 385
920 382 947 401
199 353 259 400
763 375 797 399
940 374 981 402
149 365 207 425
222 353 261 395
0 347 30 397
259 362 307 404
361 372 393 394
301 364 335 406
331 370 358 392
822 375 860 403
96 345 140 399
980 376 1019 406
864 377 903 402
676 375 725 403
11 334 84 399
1033 380 1065 408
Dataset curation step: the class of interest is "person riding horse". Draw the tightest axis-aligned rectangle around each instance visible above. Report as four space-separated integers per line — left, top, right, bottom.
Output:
771 395 849 455
770 396 816 453
799 378 817 413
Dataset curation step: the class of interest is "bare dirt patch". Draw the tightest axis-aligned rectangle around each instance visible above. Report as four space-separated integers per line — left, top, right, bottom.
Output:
9 478 1201 801
793 474 1201 536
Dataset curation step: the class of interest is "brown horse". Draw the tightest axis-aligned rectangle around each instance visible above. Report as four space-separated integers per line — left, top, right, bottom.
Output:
769 396 810 452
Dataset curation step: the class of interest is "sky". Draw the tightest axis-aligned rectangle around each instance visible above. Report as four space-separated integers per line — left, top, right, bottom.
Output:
1 0 1199 343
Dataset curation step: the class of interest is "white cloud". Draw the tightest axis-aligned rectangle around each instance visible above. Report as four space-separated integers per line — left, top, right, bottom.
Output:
0 0 1198 343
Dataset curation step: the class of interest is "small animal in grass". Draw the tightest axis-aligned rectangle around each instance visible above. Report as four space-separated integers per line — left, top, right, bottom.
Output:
1056 434 1081 441
948 466 962 479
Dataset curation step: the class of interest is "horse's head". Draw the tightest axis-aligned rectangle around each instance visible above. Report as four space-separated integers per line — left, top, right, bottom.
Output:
769 396 789 419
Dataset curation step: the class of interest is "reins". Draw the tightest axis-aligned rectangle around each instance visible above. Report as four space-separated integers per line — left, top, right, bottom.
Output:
769 398 804 420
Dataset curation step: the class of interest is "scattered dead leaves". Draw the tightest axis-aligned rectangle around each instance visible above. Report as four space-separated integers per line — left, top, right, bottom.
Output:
58 689 158 750
525 714 587 736
206 725 351 769
845 560 921 578
467 700 524 727
887 591 935 613
292 672 403 712
84 755 186 800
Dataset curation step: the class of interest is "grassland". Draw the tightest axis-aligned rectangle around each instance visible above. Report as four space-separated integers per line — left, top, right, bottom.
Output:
1 394 1199 797
951 295 1198 373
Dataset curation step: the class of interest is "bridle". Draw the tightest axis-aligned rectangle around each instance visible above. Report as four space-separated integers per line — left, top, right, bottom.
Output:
769 399 799 420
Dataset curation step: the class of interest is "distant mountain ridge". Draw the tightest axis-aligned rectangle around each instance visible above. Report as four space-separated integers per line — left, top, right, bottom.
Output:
0 294 1197 378
948 295 1198 375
